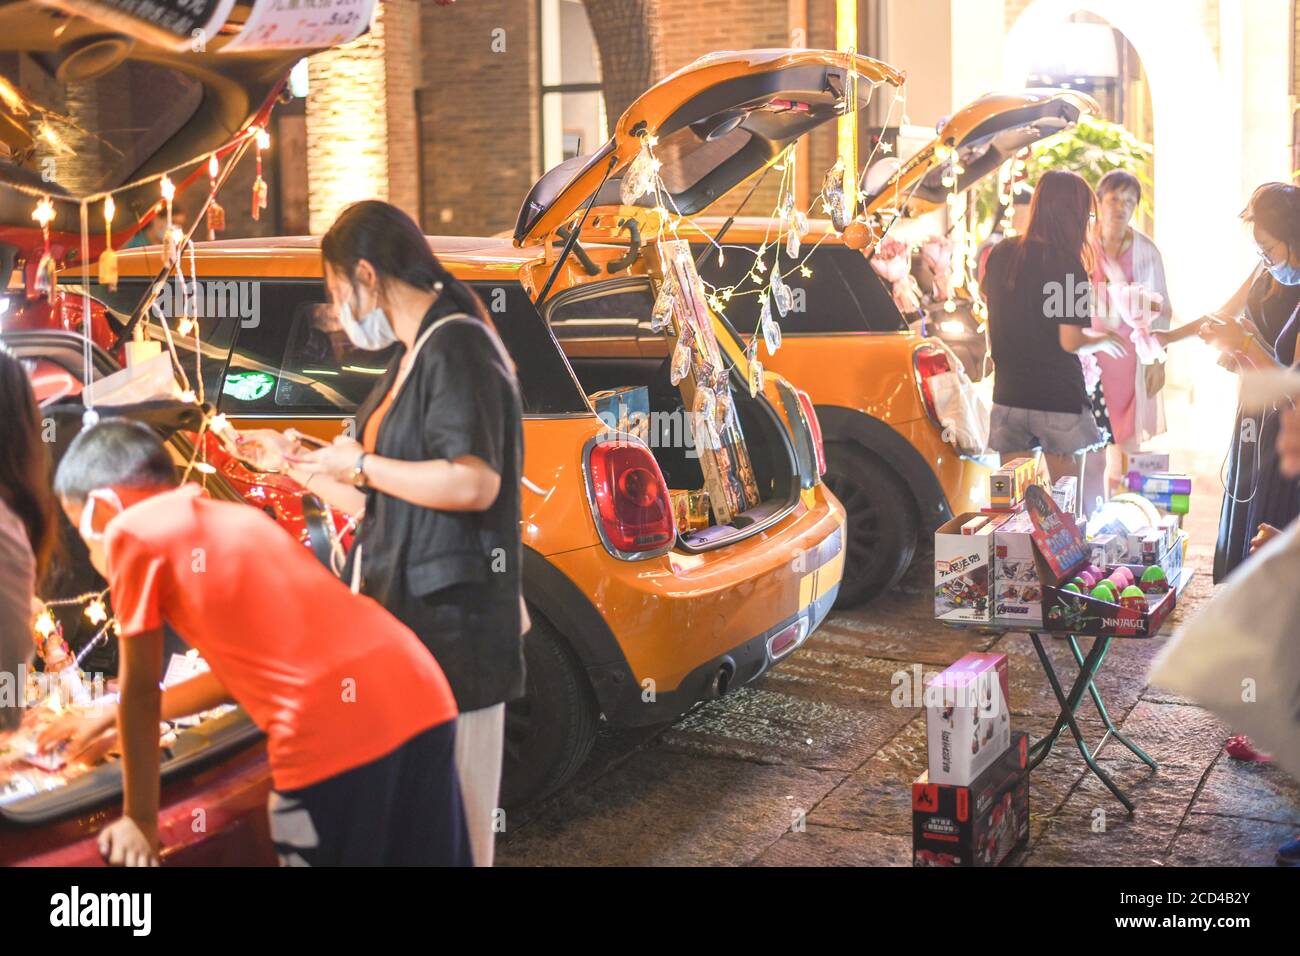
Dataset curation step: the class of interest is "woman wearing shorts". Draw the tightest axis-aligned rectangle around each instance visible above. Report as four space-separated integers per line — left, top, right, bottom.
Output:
982 170 1129 486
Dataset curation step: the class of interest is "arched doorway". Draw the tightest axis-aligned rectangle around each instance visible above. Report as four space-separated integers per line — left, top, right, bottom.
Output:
1004 0 1232 319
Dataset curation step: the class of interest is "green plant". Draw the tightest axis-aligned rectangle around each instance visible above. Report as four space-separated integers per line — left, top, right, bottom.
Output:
970 116 1154 241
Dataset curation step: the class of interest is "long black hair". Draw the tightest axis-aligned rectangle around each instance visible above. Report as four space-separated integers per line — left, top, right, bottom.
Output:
1242 182 1300 264
320 200 492 327
0 346 57 584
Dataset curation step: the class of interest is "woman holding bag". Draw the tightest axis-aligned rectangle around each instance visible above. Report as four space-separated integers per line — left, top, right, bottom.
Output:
1080 170 1173 510
239 201 525 867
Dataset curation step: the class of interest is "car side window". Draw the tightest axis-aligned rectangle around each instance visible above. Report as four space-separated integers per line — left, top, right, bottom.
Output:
221 281 397 415
697 244 908 334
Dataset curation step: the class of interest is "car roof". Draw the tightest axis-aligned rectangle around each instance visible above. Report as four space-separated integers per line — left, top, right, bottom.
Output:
107 234 546 281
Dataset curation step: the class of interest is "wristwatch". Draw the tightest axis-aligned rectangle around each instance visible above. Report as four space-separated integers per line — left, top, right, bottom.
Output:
351 452 370 488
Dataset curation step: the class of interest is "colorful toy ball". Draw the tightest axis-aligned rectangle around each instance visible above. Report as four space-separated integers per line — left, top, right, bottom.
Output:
1071 576 1089 591
1119 585 1146 611
1090 582 1118 602
1112 567 1134 587
1079 570 1097 588
1062 582 1081 594
1140 565 1168 586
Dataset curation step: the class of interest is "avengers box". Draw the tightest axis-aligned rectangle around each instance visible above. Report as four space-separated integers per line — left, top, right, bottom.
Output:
913 732 1029 867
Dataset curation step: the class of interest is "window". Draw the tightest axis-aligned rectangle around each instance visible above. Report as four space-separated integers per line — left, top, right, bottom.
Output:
223 282 396 415
697 244 909 335
539 0 607 171
220 279 586 417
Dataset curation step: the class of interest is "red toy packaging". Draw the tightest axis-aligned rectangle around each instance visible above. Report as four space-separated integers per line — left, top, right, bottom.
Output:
912 733 1029 867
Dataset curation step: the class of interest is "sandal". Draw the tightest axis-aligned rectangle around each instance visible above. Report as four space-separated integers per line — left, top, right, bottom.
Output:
1225 735 1274 762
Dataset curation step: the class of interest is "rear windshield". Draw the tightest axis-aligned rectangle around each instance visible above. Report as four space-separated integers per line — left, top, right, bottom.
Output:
75 277 589 417
696 243 908 334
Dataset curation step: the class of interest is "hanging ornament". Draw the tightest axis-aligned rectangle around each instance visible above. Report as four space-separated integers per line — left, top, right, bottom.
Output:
746 340 764 398
651 273 676 332
842 219 874 251
206 154 226 239
760 293 782 356
31 196 56 303
251 128 270 221
786 210 808 259
770 266 792 318
97 194 118 290
84 597 108 626
692 387 721 451
669 323 695 385
620 135 661 206
822 158 850 232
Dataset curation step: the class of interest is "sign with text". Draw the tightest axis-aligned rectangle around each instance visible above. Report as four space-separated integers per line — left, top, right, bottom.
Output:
222 0 375 51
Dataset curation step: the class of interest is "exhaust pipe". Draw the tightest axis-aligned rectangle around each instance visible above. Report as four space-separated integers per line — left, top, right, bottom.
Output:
704 658 736 699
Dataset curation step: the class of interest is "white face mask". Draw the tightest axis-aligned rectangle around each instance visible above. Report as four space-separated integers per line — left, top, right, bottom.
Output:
338 287 398 350
77 488 124 579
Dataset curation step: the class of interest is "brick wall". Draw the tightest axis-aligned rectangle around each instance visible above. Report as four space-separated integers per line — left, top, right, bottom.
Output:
416 0 538 237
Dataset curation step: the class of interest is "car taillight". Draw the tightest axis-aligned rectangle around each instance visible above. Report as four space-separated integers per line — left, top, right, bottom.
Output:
913 343 953 424
794 387 826 477
586 440 675 557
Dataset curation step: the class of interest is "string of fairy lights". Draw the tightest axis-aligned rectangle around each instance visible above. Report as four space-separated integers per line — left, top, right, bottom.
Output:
2 75 277 675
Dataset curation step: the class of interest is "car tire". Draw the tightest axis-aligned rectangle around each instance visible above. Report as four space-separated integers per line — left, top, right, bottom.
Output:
823 441 919 607
500 613 599 808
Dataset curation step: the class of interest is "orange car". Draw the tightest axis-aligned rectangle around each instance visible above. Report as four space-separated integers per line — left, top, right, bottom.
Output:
673 89 1098 606
69 49 908 803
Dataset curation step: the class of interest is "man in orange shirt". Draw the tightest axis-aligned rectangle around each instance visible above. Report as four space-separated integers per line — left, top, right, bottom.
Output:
45 419 470 867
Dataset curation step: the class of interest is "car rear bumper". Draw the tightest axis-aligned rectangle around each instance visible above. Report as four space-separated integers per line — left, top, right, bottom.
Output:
546 488 846 727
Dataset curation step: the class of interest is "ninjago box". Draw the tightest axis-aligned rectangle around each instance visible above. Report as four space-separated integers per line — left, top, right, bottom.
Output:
913 732 1029 867
1023 485 1178 638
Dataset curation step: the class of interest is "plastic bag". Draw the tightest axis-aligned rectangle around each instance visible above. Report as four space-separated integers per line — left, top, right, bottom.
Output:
926 365 989 457
1148 520 1300 780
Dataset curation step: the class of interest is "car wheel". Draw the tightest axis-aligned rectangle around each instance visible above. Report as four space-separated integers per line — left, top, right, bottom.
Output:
500 613 599 808
823 442 919 607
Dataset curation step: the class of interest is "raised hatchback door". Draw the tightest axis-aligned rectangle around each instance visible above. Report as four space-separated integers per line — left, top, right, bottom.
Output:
863 88 1100 219
513 48 906 248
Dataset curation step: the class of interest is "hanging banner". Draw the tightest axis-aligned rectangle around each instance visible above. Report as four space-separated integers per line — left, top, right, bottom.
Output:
221 0 375 52
36 0 237 51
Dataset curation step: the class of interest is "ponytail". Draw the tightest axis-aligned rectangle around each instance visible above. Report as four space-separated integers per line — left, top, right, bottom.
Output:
321 200 494 329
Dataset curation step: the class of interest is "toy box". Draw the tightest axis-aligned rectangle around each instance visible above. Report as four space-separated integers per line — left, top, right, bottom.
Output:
1088 532 1125 568
589 386 651 444
924 652 1011 785
989 456 1039 510
992 510 1042 626
935 513 1008 622
913 733 1029 867
1051 475 1077 515
1124 451 1170 478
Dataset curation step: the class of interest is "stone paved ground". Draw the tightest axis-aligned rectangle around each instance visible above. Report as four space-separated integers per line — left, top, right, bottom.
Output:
498 386 1300 866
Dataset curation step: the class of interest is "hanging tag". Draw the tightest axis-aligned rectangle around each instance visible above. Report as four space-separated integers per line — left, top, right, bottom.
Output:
670 330 693 385
761 294 782 356
747 343 764 398
822 159 849 231
621 137 660 206
770 267 792 317
251 177 268 221
651 274 676 332
207 199 226 235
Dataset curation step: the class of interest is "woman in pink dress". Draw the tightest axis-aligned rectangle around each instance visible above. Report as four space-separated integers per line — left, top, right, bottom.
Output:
1081 169 1172 511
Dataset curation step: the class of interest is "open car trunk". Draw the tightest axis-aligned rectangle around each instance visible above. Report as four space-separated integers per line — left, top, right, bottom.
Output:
545 278 799 552
0 331 261 826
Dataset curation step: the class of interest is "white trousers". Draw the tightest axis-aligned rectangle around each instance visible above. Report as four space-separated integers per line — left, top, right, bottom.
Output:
453 702 505 867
